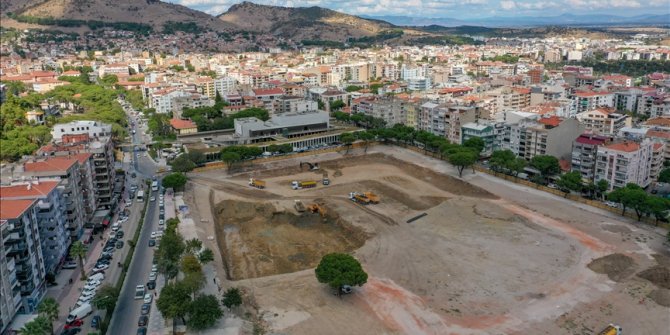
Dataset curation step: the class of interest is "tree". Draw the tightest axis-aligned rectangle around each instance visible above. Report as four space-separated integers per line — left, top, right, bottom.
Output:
646 196 670 225
340 132 355 154
556 171 583 197
449 149 477 178
315 253 368 294
184 238 202 254
20 315 51 335
187 294 223 330
182 270 206 299
357 131 375 153
187 150 206 165
608 184 648 220
221 151 241 172
37 297 59 334
181 254 202 274
156 227 185 282
530 155 560 184
462 137 485 156
162 173 187 191
198 248 214 264
222 287 242 309
157 281 191 323
508 158 527 177
596 179 610 200
489 150 515 173
92 284 119 312
658 168 670 183
329 100 345 111
170 154 196 172
69 241 87 280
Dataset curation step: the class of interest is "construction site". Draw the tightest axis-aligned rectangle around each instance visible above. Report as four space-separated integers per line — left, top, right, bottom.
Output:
185 145 670 335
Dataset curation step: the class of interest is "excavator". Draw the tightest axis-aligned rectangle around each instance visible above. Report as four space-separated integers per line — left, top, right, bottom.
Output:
307 203 327 217
300 162 319 170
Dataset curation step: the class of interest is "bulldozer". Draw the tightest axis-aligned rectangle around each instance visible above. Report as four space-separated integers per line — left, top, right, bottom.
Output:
307 203 327 217
300 162 319 170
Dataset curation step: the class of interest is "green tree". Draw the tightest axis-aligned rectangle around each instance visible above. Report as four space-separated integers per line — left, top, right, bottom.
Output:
221 151 241 172
170 154 196 172
157 281 191 323
184 238 202 255
92 284 119 312
315 253 368 294
357 131 375 153
222 287 242 309
645 196 670 225
530 155 560 184
345 85 363 92
155 227 185 282
508 158 527 177
162 173 187 191
329 100 345 111
556 171 583 196
69 241 87 280
187 294 223 330
198 248 214 264
608 184 648 220
340 132 356 154
37 297 59 334
20 315 51 335
181 254 202 274
449 149 477 178
489 150 516 173
596 179 610 200
658 168 670 183
462 137 485 156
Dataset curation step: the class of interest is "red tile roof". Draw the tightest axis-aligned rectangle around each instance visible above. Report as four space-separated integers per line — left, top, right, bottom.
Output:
646 130 670 140
72 153 93 164
0 199 36 220
575 134 609 145
252 88 284 96
24 157 77 173
604 142 640 152
169 118 197 130
538 116 562 127
0 181 60 199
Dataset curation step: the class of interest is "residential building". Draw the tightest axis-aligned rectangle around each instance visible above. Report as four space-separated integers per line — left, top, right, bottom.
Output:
571 90 615 115
51 120 112 142
0 220 21 334
273 96 318 115
170 118 198 135
595 140 653 190
461 122 496 156
214 76 237 96
576 108 631 136
419 103 478 144
571 134 610 182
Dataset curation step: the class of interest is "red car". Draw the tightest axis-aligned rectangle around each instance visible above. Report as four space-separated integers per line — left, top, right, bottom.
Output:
64 319 83 329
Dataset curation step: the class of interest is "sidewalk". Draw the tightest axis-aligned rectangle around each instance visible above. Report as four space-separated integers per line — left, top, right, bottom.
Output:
146 192 174 335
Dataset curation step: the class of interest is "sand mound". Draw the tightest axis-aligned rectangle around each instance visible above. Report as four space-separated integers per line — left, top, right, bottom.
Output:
637 266 670 289
587 254 636 282
648 289 670 307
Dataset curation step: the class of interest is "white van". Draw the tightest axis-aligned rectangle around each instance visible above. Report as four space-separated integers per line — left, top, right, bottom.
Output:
66 303 92 323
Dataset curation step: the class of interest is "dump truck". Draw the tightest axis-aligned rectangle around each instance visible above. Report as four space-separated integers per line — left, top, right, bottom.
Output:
294 200 306 212
249 178 266 189
599 324 622 335
349 192 371 204
300 162 319 170
322 172 330 185
292 180 317 190
363 192 380 204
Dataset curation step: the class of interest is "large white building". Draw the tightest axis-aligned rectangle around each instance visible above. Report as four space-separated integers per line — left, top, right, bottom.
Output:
595 140 653 190
51 121 112 142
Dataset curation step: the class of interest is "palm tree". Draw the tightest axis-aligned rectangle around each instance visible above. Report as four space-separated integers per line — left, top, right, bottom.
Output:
20 315 51 335
37 297 59 334
69 241 87 280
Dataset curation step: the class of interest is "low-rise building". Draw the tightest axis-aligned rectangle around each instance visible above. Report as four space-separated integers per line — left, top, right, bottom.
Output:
234 110 329 144
170 118 198 135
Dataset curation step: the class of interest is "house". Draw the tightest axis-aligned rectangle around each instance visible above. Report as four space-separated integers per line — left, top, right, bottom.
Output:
169 118 198 135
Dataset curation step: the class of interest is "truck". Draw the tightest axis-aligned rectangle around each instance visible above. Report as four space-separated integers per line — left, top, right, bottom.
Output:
66 303 92 323
599 324 622 335
135 284 145 300
294 200 306 212
291 180 317 190
349 192 371 205
249 178 266 189
363 192 380 204
151 181 159 192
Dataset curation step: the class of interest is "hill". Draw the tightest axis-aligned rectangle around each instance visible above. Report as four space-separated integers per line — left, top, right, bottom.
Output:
217 1 398 41
1 0 233 33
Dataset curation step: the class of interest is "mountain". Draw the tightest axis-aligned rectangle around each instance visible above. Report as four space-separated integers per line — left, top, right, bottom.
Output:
1 0 233 32
364 13 670 28
217 1 397 41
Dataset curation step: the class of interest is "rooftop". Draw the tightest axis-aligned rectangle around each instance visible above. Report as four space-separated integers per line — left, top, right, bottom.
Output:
0 199 36 220
170 118 197 130
24 157 78 173
604 141 640 153
0 181 60 199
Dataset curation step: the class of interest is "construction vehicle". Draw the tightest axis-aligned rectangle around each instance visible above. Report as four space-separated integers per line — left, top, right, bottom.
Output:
307 203 327 217
349 192 371 205
292 180 317 190
248 178 266 189
598 324 622 335
322 171 330 185
363 192 380 204
300 162 319 170
294 200 306 212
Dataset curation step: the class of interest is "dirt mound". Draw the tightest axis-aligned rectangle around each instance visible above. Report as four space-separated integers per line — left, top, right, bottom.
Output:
358 180 448 211
214 200 368 280
648 289 670 307
587 254 636 281
637 266 670 289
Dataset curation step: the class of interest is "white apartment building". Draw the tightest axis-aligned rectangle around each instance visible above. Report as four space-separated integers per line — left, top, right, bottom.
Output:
595 140 653 190
576 108 631 136
51 121 112 142
214 76 237 96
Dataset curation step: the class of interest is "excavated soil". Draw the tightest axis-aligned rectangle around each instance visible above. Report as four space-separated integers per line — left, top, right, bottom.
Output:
587 254 636 282
637 265 670 289
214 200 368 280
648 289 670 307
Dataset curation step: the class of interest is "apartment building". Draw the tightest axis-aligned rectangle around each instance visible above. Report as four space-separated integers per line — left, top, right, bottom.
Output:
252 88 285 113
571 134 610 182
0 181 69 274
571 90 615 115
487 86 531 117
0 199 47 316
273 96 318 115
461 122 497 156
353 97 408 127
595 140 653 190
0 220 21 334
419 103 478 144
21 157 85 241
214 76 237 96
52 120 112 142
637 92 670 118
576 108 631 136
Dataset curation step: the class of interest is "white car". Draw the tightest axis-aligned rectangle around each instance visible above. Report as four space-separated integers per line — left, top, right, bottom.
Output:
158 219 164 226
82 288 97 297
94 263 109 271
150 232 157 239
151 264 158 272
83 281 101 291
150 196 156 202
143 293 153 304
148 272 157 281
78 294 94 303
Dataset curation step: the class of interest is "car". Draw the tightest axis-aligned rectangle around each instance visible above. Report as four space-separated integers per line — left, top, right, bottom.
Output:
148 239 156 247
60 328 81 335
116 231 125 238
143 293 153 304
605 201 619 208
77 295 94 304
81 289 96 298
131 172 137 178
148 272 157 281
91 315 101 329
138 315 148 327
64 319 83 329
150 232 157 239
151 264 158 272
137 327 147 335
141 303 151 315
158 219 164 226
103 247 115 254
83 281 100 291
99 253 113 260
146 280 156 290
94 263 109 271
62 261 78 269
150 196 156 202
115 241 124 249
159 209 165 215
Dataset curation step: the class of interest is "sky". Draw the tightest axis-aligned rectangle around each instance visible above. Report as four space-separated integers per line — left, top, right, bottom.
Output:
164 0 669 19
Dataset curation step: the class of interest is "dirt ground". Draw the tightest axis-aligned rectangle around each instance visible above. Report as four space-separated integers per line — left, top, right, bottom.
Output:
185 145 670 335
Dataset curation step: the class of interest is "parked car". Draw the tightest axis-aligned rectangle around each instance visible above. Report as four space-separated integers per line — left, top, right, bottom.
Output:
91 315 101 329
150 232 157 239
146 280 156 290
141 303 151 315
115 241 124 249
62 262 78 269
93 263 109 271
158 219 164 226
137 327 147 335
83 281 101 291
60 327 81 335
605 201 619 208
151 264 158 272
148 272 157 282
143 293 153 304
116 231 125 239
64 319 83 329
138 315 148 327
148 239 156 247
150 196 156 202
